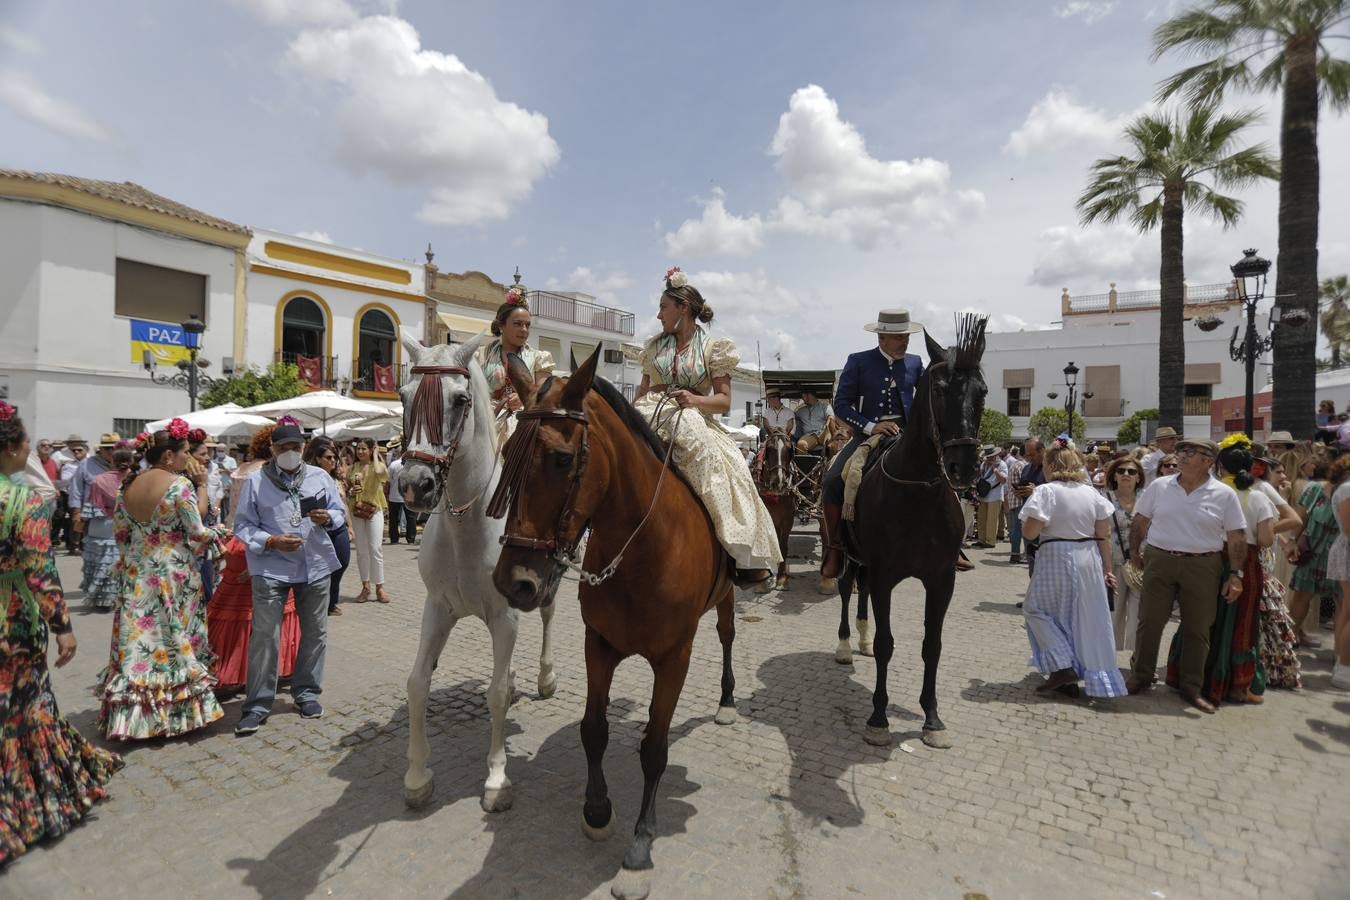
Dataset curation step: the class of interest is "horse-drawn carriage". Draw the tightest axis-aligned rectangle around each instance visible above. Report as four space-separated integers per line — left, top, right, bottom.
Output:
758 369 843 522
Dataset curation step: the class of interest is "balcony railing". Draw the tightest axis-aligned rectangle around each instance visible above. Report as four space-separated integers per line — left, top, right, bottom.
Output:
1183 395 1212 416
351 359 408 396
529 290 635 336
1064 281 1238 314
276 350 337 390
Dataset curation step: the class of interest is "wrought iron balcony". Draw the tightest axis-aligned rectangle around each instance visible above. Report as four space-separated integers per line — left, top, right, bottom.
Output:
528 290 635 336
276 350 337 390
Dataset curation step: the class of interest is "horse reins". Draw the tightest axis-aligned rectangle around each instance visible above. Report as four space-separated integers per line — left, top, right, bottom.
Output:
488 391 686 587
402 365 492 517
879 360 978 489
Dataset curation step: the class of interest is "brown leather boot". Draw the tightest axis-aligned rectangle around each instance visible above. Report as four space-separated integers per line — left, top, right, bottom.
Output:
820 501 845 579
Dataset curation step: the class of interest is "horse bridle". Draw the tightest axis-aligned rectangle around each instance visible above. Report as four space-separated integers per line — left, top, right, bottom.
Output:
881 360 979 489
401 365 482 516
758 428 793 496
489 399 684 587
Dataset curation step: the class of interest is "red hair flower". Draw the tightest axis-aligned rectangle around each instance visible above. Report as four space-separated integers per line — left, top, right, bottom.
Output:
167 418 190 441
505 286 527 308
134 430 153 449
188 428 207 444
0 401 14 421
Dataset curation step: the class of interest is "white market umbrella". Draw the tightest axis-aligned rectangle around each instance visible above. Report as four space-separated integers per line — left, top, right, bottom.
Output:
146 403 274 440
728 424 761 446
319 415 403 441
242 391 399 430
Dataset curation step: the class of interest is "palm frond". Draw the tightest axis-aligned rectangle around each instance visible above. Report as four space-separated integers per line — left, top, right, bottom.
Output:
1131 193 1167 231
1319 55 1350 110
1208 143 1280 187
1187 182 1245 227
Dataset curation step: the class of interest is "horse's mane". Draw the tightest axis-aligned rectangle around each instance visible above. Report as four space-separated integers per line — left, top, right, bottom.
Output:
589 377 670 463
952 313 989 370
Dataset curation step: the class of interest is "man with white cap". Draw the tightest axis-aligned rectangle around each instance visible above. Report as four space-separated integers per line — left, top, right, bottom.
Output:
820 308 926 581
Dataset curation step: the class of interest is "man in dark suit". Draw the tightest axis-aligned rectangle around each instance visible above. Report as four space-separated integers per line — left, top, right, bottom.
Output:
820 309 926 581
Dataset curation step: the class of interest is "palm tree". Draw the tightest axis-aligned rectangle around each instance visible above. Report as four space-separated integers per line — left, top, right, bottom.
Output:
1153 0 1350 436
1321 274 1350 367
1077 106 1278 429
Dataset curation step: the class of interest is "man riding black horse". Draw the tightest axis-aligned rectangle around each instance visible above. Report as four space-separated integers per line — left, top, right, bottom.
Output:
820 308 925 581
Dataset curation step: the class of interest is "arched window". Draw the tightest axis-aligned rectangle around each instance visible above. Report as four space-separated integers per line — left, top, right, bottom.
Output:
281 296 326 358
357 307 398 393
279 295 328 389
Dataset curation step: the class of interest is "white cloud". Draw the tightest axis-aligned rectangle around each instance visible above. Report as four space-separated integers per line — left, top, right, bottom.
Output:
1029 225 1152 288
1003 89 1135 157
543 266 634 308
231 0 357 26
282 15 559 225
688 270 811 366
0 72 113 142
296 229 334 243
766 84 981 249
1054 1 1116 24
663 189 764 257
0 26 42 55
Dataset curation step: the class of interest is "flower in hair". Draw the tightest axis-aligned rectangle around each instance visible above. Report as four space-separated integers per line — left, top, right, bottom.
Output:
134 431 152 449
276 415 301 427
1218 433 1252 452
188 428 207 444
664 266 688 289
166 418 190 441
0 401 14 421
1053 433 1075 450
504 286 528 308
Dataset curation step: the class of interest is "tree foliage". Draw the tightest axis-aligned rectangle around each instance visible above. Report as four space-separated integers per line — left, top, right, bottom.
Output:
1027 407 1086 445
199 363 308 409
979 408 1013 446
1321 274 1350 367
1117 408 1162 445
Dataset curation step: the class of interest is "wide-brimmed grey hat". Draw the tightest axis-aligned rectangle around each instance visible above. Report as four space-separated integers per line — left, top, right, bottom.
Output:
1155 426 1179 440
863 308 924 334
1267 430 1296 447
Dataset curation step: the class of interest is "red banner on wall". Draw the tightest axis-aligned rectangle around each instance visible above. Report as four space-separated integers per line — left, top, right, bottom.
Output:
373 362 396 393
297 355 323 389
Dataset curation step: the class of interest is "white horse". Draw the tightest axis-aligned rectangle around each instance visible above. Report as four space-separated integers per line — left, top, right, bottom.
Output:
397 335 558 813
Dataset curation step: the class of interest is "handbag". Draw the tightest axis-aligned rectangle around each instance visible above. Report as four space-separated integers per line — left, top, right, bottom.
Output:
353 500 378 520
1111 500 1144 592
975 469 996 499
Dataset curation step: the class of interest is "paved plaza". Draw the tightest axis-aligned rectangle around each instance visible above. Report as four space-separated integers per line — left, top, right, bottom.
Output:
4 536 1347 900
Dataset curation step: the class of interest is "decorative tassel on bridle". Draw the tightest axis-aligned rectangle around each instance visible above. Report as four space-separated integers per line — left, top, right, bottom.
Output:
408 367 446 445
486 414 543 520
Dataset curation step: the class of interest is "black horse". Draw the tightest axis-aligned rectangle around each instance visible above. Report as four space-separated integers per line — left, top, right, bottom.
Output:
837 315 988 750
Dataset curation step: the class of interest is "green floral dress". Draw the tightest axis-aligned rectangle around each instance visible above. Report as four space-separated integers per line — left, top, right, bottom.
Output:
0 473 122 866
96 475 226 740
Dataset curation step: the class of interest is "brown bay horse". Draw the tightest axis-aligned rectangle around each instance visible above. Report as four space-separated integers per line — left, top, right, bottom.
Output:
838 315 988 750
488 348 737 900
755 427 797 592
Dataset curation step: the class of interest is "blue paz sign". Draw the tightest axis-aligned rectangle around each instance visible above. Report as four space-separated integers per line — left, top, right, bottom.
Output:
130 319 194 365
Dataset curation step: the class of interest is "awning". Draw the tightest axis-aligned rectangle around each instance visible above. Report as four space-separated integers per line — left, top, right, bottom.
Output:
437 312 493 343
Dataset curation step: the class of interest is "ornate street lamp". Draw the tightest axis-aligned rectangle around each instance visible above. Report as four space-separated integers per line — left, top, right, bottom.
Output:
143 314 232 411
1207 248 1307 437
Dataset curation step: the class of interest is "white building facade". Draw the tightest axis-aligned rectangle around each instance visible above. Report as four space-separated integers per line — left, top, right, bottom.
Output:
244 230 425 411
0 170 250 442
984 282 1254 445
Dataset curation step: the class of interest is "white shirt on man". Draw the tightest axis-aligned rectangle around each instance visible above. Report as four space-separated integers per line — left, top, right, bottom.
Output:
978 457 1008 502
763 404 794 432
1020 480 1113 539
1135 473 1247 554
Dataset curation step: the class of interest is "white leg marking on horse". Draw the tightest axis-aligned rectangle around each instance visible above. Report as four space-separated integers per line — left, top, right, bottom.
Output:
856 617 874 657
714 705 738 725
610 868 652 900
834 638 853 665
482 609 520 812
405 602 457 809
582 815 615 842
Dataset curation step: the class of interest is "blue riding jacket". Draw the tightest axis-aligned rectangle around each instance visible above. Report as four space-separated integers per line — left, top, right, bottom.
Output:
833 348 925 438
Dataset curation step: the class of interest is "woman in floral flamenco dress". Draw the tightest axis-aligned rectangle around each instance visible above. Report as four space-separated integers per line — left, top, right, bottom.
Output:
0 402 122 864
97 421 228 739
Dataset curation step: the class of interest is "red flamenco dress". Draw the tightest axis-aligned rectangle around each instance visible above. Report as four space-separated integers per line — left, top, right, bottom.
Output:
1 474 122 865
207 536 300 687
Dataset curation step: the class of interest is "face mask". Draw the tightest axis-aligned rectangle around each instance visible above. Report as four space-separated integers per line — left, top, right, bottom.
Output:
276 450 303 472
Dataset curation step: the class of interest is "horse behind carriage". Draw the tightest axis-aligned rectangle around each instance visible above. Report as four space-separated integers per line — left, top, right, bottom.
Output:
754 369 846 592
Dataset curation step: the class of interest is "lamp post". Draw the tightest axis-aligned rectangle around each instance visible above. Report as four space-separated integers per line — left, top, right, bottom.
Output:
1201 248 1309 437
143 314 232 411
1046 362 1093 433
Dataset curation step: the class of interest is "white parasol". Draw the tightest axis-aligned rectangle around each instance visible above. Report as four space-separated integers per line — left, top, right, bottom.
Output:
146 403 274 440
242 391 399 430
317 415 403 441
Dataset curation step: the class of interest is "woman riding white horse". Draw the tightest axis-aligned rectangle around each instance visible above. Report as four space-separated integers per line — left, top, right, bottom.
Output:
479 284 555 446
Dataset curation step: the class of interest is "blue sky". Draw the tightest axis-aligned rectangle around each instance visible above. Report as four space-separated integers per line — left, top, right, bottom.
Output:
3 0 1348 367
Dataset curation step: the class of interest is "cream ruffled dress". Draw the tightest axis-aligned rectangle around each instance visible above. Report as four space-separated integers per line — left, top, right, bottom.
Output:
634 330 782 571
480 340 556 446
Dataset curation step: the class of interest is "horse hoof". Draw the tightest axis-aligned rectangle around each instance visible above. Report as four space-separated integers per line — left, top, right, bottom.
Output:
403 776 434 809
538 674 558 700
834 640 853 665
610 868 652 900
817 577 838 596
863 725 892 746
857 642 874 658
921 729 954 750
481 784 514 813
582 813 615 842
714 705 738 725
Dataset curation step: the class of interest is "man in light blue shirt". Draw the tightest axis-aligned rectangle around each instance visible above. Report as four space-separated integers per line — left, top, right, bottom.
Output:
233 420 347 735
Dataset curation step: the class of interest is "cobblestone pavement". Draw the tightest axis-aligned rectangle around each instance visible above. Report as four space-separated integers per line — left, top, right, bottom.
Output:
4 535 1348 900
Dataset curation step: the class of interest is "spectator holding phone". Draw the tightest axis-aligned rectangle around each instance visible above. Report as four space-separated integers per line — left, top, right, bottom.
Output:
232 419 347 736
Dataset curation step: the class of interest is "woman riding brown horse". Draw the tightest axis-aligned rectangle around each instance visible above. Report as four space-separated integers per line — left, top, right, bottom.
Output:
756 427 798 591
488 348 737 900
